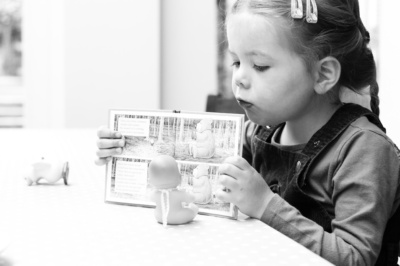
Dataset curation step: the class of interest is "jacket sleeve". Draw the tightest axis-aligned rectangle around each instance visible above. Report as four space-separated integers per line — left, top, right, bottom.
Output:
259 129 400 266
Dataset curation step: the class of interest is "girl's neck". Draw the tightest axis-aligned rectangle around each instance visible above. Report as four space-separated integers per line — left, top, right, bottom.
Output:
279 101 341 146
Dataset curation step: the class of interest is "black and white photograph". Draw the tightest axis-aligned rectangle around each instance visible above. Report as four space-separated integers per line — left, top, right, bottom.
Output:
1 0 399 265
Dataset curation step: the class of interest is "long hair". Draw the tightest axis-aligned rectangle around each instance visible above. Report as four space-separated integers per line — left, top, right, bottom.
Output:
229 0 380 116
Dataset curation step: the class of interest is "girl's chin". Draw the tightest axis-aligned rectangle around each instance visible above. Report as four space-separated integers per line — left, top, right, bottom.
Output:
245 113 267 126
245 111 279 127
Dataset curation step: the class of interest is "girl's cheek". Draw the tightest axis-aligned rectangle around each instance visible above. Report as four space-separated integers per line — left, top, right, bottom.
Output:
231 84 239 96
231 81 236 93
231 75 239 95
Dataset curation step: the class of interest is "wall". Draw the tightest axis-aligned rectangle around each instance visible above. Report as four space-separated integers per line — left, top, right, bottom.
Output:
378 1 400 144
160 0 218 112
23 0 66 128
64 0 160 128
24 0 160 128
24 0 217 128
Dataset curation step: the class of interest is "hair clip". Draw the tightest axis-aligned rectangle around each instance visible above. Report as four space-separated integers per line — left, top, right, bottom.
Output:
306 0 318 23
291 0 303 19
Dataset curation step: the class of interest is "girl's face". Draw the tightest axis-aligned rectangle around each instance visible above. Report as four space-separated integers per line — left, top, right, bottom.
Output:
227 11 317 126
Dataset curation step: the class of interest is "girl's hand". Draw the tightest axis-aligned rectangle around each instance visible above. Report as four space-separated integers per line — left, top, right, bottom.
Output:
95 126 125 166
216 156 273 219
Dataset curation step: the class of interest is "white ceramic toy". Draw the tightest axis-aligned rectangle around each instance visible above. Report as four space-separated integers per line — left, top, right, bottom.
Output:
24 157 69 186
148 155 198 226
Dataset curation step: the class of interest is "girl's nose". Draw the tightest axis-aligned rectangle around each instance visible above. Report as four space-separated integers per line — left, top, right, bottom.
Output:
233 68 250 91
233 78 250 96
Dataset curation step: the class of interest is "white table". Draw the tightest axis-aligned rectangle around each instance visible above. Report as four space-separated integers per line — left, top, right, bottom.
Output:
0 129 332 266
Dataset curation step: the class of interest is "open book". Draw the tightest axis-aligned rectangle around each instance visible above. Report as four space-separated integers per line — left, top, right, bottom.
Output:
105 109 245 219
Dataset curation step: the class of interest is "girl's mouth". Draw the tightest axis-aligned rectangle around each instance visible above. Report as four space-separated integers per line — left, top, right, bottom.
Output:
237 99 253 109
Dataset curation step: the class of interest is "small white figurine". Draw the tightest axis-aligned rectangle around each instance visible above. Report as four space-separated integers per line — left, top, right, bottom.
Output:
24 157 69 186
148 155 198 227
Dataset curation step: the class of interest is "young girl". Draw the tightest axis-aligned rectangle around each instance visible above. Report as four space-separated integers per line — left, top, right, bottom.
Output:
215 0 400 265
95 0 400 265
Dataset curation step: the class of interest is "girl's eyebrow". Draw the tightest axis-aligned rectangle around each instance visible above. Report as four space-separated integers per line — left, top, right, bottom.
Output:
245 50 274 60
228 49 274 60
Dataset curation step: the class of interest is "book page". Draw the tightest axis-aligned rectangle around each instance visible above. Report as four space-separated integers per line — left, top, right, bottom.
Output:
117 118 150 137
105 109 244 218
114 160 147 195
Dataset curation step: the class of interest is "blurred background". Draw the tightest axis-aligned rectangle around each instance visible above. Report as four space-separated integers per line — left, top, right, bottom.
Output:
0 0 399 142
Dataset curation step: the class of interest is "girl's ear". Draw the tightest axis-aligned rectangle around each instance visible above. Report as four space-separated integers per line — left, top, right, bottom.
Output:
314 56 341 95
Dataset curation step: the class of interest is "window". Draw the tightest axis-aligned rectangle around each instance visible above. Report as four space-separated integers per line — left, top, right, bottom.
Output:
0 0 24 128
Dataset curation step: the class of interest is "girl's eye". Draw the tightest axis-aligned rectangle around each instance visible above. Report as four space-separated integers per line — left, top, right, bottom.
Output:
254 65 269 72
231 61 240 68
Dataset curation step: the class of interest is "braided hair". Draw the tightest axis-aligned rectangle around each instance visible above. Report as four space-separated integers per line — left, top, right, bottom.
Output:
345 0 380 116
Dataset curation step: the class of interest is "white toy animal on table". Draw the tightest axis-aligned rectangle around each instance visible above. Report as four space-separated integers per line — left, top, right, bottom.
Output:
148 155 198 227
24 157 69 186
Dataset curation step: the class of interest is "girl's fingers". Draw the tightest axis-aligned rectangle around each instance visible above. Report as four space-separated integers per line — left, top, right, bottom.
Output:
97 126 122 139
95 126 124 167
215 188 233 204
96 138 125 149
94 159 104 166
218 174 238 192
223 155 250 170
218 162 242 179
96 147 123 158
94 157 112 166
